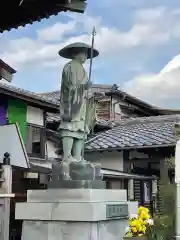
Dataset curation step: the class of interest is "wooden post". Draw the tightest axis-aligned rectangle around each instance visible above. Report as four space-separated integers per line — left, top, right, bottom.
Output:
123 150 131 173
159 158 169 184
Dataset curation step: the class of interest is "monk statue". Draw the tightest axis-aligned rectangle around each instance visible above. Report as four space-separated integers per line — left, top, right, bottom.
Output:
58 42 99 167
48 42 104 187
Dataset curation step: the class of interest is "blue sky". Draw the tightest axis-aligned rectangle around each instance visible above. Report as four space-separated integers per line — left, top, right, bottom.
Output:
1 0 180 108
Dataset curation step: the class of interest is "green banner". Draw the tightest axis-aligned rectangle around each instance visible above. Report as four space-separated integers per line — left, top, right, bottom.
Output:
8 99 27 142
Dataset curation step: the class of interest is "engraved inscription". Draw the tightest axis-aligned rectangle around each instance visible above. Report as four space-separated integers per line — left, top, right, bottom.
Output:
106 204 128 219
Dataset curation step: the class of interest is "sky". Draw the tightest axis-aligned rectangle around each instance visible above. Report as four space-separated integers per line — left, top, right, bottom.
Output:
1 0 180 108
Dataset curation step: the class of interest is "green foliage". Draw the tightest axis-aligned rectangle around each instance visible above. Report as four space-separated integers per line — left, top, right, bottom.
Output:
166 156 175 169
148 214 175 240
148 157 175 240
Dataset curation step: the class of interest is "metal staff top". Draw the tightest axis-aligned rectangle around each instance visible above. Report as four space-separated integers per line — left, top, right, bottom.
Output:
82 27 96 159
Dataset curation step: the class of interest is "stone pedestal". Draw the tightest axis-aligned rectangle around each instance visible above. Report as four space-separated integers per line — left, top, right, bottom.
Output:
48 162 105 189
15 189 138 240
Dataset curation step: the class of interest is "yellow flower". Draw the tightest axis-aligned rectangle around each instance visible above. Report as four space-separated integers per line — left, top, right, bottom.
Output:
144 220 148 225
140 211 150 220
138 226 143 232
141 225 146 233
130 220 136 227
138 218 144 224
138 206 149 214
127 206 151 237
130 219 141 229
131 227 137 233
127 232 133 237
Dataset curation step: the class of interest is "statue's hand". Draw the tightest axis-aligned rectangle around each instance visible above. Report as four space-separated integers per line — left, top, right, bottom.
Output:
88 81 92 88
84 81 92 90
62 114 72 122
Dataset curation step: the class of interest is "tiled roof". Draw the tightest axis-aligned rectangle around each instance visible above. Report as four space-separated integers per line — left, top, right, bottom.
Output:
44 84 115 122
40 91 60 100
1 1 86 33
85 115 180 151
0 82 59 108
39 84 114 101
47 113 61 122
96 117 116 128
46 113 116 131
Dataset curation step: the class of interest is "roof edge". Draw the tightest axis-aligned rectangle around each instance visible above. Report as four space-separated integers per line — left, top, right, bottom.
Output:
0 88 59 112
0 59 16 74
105 90 157 111
85 143 176 152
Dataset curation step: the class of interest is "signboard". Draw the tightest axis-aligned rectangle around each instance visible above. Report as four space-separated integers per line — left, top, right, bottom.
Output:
0 123 30 168
106 204 128 219
175 140 180 183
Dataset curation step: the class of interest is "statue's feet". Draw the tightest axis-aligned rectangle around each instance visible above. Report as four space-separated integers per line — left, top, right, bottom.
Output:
68 156 77 163
69 160 95 180
62 155 77 163
61 156 77 180
61 161 71 180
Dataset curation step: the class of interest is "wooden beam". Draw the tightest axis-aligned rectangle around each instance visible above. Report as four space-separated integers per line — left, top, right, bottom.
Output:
58 0 87 13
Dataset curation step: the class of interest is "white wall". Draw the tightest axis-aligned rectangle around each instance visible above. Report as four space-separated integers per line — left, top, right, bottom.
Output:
111 97 139 119
85 151 123 171
114 103 121 114
112 97 129 107
27 106 44 126
111 98 123 119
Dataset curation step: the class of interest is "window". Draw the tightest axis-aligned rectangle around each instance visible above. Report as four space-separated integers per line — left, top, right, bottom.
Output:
26 124 45 158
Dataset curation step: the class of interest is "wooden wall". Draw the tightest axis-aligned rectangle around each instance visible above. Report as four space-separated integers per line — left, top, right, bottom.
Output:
96 100 111 119
10 168 47 239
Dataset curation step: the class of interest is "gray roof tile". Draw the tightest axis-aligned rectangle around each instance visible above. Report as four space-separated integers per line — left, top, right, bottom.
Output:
39 84 114 101
0 82 59 107
85 115 180 151
46 114 115 129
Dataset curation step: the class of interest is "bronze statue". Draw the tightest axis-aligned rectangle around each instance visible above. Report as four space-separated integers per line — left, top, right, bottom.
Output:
58 42 99 179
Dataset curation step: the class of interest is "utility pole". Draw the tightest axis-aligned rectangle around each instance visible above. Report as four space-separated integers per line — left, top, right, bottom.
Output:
0 153 15 240
175 140 180 240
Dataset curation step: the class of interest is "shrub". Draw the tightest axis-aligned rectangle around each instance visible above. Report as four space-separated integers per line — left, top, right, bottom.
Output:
148 156 175 240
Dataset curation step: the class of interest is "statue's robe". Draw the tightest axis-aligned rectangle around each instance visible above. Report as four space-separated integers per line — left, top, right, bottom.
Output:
59 59 94 139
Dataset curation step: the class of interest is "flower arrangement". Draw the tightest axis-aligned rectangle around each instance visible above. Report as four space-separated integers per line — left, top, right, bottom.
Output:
125 206 154 238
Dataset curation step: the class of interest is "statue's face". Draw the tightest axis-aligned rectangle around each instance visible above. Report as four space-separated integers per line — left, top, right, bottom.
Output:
74 51 87 64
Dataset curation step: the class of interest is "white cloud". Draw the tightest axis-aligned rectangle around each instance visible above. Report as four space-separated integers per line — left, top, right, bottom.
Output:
37 21 76 41
0 14 100 70
132 6 180 45
134 7 166 21
1 5 180 98
123 54 180 107
121 7 180 108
